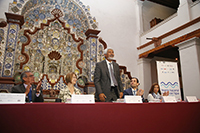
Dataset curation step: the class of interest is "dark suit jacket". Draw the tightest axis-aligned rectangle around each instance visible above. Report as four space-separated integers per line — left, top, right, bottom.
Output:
11 84 44 102
94 60 123 100
123 88 134 96
123 88 145 102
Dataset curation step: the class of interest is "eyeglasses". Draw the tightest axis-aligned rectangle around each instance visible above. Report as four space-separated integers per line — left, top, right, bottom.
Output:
27 75 34 77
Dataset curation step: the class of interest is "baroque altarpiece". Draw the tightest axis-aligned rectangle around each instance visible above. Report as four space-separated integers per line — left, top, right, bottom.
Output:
0 0 131 96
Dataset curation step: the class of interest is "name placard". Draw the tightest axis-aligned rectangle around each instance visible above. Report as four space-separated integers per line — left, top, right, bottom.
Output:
186 96 198 102
162 96 177 103
124 96 142 103
0 93 25 104
71 95 95 104
148 99 161 103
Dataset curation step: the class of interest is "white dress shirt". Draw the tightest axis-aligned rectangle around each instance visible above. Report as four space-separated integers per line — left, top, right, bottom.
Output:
105 59 115 86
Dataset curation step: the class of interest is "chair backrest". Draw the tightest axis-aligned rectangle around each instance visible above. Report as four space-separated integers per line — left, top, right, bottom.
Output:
0 89 9 93
55 98 62 102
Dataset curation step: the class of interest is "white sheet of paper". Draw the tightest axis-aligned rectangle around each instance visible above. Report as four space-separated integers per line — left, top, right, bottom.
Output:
71 95 95 104
124 96 142 103
116 99 124 103
0 93 26 104
186 96 198 102
162 96 177 103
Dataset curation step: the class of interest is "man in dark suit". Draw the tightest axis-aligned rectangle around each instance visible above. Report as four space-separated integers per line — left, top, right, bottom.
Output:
94 48 123 102
123 77 145 102
11 71 44 102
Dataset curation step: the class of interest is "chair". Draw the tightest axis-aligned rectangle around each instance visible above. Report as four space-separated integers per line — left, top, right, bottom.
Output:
55 98 61 102
0 89 9 93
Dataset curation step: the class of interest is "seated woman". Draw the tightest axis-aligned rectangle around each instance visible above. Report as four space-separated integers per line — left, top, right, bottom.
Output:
147 83 169 102
58 72 82 102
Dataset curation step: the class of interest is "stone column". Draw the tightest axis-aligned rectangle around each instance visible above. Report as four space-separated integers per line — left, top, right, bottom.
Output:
0 13 24 91
135 0 144 34
176 37 200 99
178 0 191 22
137 58 152 99
2 13 24 77
84 29 100 94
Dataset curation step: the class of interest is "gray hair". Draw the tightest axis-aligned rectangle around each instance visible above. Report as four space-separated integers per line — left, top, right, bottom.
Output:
20 71 31 83
104 47 114 55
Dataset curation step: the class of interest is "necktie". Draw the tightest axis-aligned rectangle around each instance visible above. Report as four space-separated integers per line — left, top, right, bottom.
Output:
28 87 32 102
109 63 118 86
133 90 136 96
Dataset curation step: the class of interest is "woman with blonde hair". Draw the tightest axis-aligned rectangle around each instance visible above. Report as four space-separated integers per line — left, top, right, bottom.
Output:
58 72 82 102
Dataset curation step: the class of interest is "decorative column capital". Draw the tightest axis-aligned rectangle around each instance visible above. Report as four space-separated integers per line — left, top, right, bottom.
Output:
137 58 152 65
176 37 200 51
85 29 101 39
5 12 24 28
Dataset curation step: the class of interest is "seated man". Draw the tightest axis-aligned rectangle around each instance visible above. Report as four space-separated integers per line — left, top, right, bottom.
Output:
123 77 145 102
11 71 44 102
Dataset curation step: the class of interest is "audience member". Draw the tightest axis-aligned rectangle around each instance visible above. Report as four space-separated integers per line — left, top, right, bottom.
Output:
94 47 123 102
11 71 44 102
148 83 169 102
58 72 81 102
123 77 145 102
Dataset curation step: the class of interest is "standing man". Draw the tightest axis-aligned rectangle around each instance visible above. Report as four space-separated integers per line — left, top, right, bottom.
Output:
123 77 145 102
94 48 123 102
12 71 44 102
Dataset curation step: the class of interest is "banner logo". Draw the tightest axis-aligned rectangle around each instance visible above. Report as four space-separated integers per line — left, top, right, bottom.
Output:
160 81 178 88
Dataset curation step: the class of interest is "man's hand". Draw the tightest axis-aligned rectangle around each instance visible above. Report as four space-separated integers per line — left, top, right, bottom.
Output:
119 92 123 98
25 84 31 96
99 93 106 102
36 81 42 93
137 89 144 96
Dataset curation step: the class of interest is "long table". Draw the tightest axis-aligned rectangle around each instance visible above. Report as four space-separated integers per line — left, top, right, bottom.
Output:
0 102 200 133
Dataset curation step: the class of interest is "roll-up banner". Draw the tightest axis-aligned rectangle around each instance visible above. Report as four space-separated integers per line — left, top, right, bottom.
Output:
156 61 182 101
